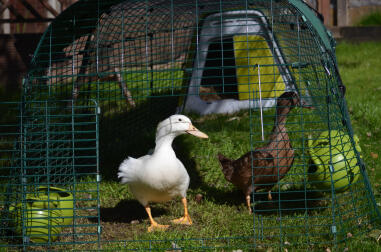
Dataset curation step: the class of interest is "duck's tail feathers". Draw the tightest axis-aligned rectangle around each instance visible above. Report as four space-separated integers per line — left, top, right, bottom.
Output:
117 157 140 184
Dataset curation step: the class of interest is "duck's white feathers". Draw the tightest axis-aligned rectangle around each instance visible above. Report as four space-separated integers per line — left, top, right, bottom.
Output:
117 115 206 207
118 150 190 206
117 155 149 184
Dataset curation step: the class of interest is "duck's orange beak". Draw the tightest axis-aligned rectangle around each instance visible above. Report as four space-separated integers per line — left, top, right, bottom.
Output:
186 124 208 139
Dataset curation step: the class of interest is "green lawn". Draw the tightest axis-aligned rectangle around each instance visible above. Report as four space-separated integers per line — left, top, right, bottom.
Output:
337 41 381 181
2 41 381 251
75 41 381 250
356 12 381 26
327 41 381 251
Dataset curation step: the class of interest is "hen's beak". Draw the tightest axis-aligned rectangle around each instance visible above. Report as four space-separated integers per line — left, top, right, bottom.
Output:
186 124 208 139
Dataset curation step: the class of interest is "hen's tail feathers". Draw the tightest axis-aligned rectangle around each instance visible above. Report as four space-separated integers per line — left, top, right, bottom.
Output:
117 157 140 184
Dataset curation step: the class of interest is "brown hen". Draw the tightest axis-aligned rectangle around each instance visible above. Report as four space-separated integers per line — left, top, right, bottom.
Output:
217 91 304 213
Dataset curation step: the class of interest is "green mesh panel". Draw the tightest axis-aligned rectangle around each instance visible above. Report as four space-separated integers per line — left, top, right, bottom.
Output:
1 0 379 250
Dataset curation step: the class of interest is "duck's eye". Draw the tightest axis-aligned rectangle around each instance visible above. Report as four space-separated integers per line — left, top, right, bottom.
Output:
178 118 182 122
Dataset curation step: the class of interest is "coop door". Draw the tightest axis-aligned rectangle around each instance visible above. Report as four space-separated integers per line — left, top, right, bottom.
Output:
18 100 101 246
200 35 285 101
233 35 285 100
200 38 239 100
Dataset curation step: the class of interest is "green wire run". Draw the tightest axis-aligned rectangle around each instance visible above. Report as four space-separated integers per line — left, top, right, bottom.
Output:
0 0 379 250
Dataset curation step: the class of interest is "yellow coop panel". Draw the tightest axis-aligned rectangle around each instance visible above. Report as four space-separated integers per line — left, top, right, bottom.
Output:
233 35 285 100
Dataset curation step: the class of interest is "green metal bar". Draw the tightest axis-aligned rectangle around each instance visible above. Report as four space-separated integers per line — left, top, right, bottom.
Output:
44 100 52 245
71 99 76 242
325 60 338 247
21 98 28 250
91 98 101 249
288 0 334 54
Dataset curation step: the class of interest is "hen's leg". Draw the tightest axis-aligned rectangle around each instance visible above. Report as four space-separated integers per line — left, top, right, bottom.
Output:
145 205 169 232
171 197 192 225
246 194 252 214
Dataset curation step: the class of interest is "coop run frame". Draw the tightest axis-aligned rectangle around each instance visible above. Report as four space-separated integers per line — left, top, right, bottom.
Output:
1 0 380 250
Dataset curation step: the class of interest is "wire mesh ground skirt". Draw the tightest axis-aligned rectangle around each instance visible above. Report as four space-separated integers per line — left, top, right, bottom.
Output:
0 0 380 250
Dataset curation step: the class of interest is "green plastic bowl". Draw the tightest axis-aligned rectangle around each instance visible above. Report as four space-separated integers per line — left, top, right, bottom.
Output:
9 201 63 243
308 130 361 192
9 186 74 243
34 186 74 226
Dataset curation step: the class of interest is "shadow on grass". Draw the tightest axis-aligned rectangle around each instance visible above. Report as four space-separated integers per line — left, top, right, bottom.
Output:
90 199 168 223
173 139 204 190
94 93 325 217
97 94 181 181
195 183 326 215
254 189 326 215
198 185 250 206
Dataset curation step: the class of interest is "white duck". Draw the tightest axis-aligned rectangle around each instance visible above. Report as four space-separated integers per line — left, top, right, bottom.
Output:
117 114 208 232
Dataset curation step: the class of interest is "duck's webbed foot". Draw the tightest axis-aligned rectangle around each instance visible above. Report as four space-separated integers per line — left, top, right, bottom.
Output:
171 197 192 225
147 222 170 232
171 215 192 225
145 205 169 232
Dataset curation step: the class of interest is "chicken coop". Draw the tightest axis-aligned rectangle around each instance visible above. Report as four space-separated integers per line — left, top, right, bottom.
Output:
1 0 380 250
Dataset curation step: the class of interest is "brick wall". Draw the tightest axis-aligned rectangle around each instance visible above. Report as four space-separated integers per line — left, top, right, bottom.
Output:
0 34 42 92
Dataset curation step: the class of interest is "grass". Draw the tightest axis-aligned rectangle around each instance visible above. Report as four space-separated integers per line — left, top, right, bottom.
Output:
356 12 381 26
336 41 381 180
2 41 381 251
334 41 381 250
63 41 381 250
